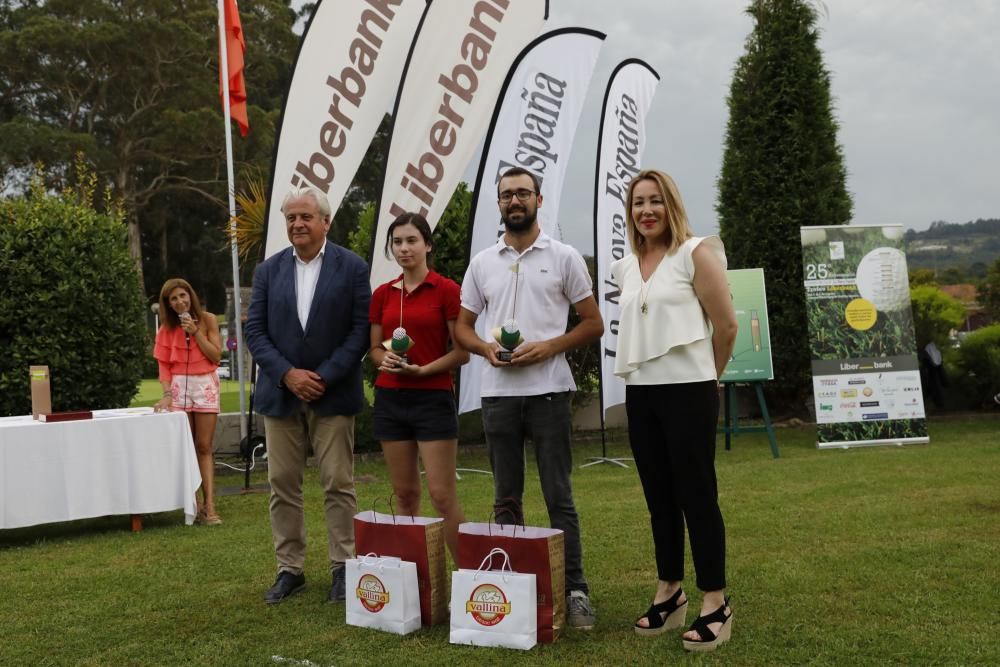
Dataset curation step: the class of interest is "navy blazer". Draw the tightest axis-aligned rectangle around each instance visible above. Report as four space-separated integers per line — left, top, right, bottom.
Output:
245 241 371 418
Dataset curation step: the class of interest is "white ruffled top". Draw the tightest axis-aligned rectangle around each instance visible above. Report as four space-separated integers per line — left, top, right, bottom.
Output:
610 236 727 384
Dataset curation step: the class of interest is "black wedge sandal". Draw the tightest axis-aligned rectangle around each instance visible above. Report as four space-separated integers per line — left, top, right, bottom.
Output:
682 597 732 652
633 587 688 636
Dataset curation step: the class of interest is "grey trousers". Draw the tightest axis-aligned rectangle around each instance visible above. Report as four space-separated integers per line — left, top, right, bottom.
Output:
481 392 589 595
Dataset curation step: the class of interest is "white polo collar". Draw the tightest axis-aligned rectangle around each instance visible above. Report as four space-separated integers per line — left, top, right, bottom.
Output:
494 229 551 255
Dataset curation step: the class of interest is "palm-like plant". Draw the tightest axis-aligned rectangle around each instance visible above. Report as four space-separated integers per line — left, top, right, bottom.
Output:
225 178 267 261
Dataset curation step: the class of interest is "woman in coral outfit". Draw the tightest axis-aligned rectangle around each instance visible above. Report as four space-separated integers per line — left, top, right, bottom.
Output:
154 278 223 525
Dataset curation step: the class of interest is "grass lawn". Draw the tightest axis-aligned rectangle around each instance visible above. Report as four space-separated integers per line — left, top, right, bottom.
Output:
132 379 374 413
1 415 998 665
132 379 246 414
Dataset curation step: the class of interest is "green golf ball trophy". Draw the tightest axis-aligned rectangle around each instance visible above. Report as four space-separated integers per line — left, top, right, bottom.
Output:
384 326 414 365
492 318 523 363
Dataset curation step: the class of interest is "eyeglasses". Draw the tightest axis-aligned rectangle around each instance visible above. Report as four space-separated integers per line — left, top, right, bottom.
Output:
498 189 537 203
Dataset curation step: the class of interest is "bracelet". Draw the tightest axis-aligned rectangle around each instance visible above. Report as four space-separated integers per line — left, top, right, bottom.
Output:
162 391 171 398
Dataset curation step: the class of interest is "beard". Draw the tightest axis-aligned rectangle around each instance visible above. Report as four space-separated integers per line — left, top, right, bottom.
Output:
501 205 537 233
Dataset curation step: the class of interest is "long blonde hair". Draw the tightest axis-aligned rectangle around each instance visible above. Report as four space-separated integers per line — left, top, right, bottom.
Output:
625 169 693 255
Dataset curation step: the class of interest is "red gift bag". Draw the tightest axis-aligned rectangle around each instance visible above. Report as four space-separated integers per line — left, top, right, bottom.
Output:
457 521 565 643
353 511 447 626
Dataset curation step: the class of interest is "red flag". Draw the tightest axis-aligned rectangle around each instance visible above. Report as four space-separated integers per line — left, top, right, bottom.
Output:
220 0 249 136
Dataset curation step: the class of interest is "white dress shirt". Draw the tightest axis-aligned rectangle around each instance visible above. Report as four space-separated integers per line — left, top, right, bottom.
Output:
294 245 325 331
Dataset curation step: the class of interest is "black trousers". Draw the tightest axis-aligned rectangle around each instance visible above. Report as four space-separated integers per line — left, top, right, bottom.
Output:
626 381 726 591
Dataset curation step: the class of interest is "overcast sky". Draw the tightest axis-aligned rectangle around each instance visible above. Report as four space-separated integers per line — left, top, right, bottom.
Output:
294 1 1000 248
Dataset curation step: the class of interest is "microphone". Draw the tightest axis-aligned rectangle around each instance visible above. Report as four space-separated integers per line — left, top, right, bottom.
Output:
179 311 192 346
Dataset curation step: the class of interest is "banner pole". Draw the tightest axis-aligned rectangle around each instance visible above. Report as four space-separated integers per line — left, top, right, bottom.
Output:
217 0 248 444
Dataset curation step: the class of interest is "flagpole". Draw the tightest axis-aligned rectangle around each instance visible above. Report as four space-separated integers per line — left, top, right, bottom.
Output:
217 0 248 444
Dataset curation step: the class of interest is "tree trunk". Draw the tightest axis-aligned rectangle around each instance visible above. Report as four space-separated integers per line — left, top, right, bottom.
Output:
117 162 145 295
128 217 144 294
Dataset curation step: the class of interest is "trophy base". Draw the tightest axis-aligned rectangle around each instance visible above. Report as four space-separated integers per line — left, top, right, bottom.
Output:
497 350 514 362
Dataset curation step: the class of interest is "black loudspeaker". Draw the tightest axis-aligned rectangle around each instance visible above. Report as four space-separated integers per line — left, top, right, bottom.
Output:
240 433 266 461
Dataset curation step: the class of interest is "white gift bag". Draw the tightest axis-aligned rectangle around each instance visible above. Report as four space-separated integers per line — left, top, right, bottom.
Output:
345 554 421 635
449 548 537 650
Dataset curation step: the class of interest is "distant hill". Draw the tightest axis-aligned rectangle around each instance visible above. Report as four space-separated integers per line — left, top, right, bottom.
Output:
904 218 1000 275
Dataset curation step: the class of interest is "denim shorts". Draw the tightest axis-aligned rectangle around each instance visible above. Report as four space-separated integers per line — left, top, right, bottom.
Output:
373 387 458 441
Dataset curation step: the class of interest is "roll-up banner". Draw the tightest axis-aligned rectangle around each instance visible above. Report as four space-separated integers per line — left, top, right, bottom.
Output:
369 0 549 289
720 268 774 383
457 27 606 414
264 0 428 259
801 224 929 449
594 59 660 417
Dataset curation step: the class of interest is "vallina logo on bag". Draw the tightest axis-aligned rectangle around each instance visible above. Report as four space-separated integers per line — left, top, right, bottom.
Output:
356 574 390 613
466 583 512 626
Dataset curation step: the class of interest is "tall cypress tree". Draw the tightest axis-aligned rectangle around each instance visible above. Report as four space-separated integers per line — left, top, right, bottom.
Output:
717 0 853 410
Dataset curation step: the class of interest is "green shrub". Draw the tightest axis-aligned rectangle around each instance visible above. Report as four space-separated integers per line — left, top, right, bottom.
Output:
950 325 1000 406
0 173 147 416
910 285 967 349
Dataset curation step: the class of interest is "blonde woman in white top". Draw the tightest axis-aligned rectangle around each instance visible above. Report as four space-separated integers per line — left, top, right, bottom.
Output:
610 169 738 652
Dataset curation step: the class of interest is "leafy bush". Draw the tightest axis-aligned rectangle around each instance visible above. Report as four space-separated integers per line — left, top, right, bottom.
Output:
910 285 967 349
0 173 147 416
949 325 1000 406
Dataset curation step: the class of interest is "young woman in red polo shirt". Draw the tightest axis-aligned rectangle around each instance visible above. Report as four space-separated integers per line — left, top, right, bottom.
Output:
368 212 469 557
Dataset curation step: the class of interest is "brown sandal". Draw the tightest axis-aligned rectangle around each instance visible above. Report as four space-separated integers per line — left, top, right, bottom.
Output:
201 512 222 526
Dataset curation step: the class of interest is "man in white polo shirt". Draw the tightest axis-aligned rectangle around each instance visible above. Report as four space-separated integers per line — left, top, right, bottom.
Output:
455 167 604 629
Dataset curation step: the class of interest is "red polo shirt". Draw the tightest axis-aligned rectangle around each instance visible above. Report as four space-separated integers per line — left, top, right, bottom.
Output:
369 270 461 391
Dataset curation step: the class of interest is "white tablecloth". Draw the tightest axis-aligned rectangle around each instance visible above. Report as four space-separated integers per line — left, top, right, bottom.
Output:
0 409 202 529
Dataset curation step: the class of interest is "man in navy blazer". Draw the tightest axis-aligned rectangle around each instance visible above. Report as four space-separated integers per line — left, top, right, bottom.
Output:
245 186 371 605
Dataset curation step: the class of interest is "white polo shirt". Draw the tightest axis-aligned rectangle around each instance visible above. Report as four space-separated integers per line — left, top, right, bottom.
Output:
461 231 593 397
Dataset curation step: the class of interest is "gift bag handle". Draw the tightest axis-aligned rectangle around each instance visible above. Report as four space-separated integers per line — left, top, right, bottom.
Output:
359 552 381 567
369 497 392 524
488 497 525 536
475 547 512 577
369 494 419 524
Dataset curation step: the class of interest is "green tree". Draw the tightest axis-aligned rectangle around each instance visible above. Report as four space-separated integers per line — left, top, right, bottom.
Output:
910 285 966 350
717 0 853 410
0 168 147 417
330 115 394 247
909 268 937 287
348 183 472 284
951 324 1000 406
978 257 1000 323
0 0 298 298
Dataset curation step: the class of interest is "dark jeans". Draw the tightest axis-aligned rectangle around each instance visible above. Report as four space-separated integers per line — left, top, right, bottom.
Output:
481 392 588 595
626 381 726 592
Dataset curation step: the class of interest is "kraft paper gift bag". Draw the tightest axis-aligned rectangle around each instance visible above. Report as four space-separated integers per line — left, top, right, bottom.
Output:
458 517 565 643
450 548 537 650
345 554 421 635
30 365 51 419
354 509 447 626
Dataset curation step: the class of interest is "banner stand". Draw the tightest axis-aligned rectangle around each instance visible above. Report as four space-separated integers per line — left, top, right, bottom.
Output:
580 427 633 469
717 382 780 459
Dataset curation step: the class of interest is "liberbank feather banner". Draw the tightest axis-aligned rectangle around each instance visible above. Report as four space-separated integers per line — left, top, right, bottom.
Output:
457 27 606 414
369 0 548 289
595 59 659 416
801 224 928 449
263 0 428 258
